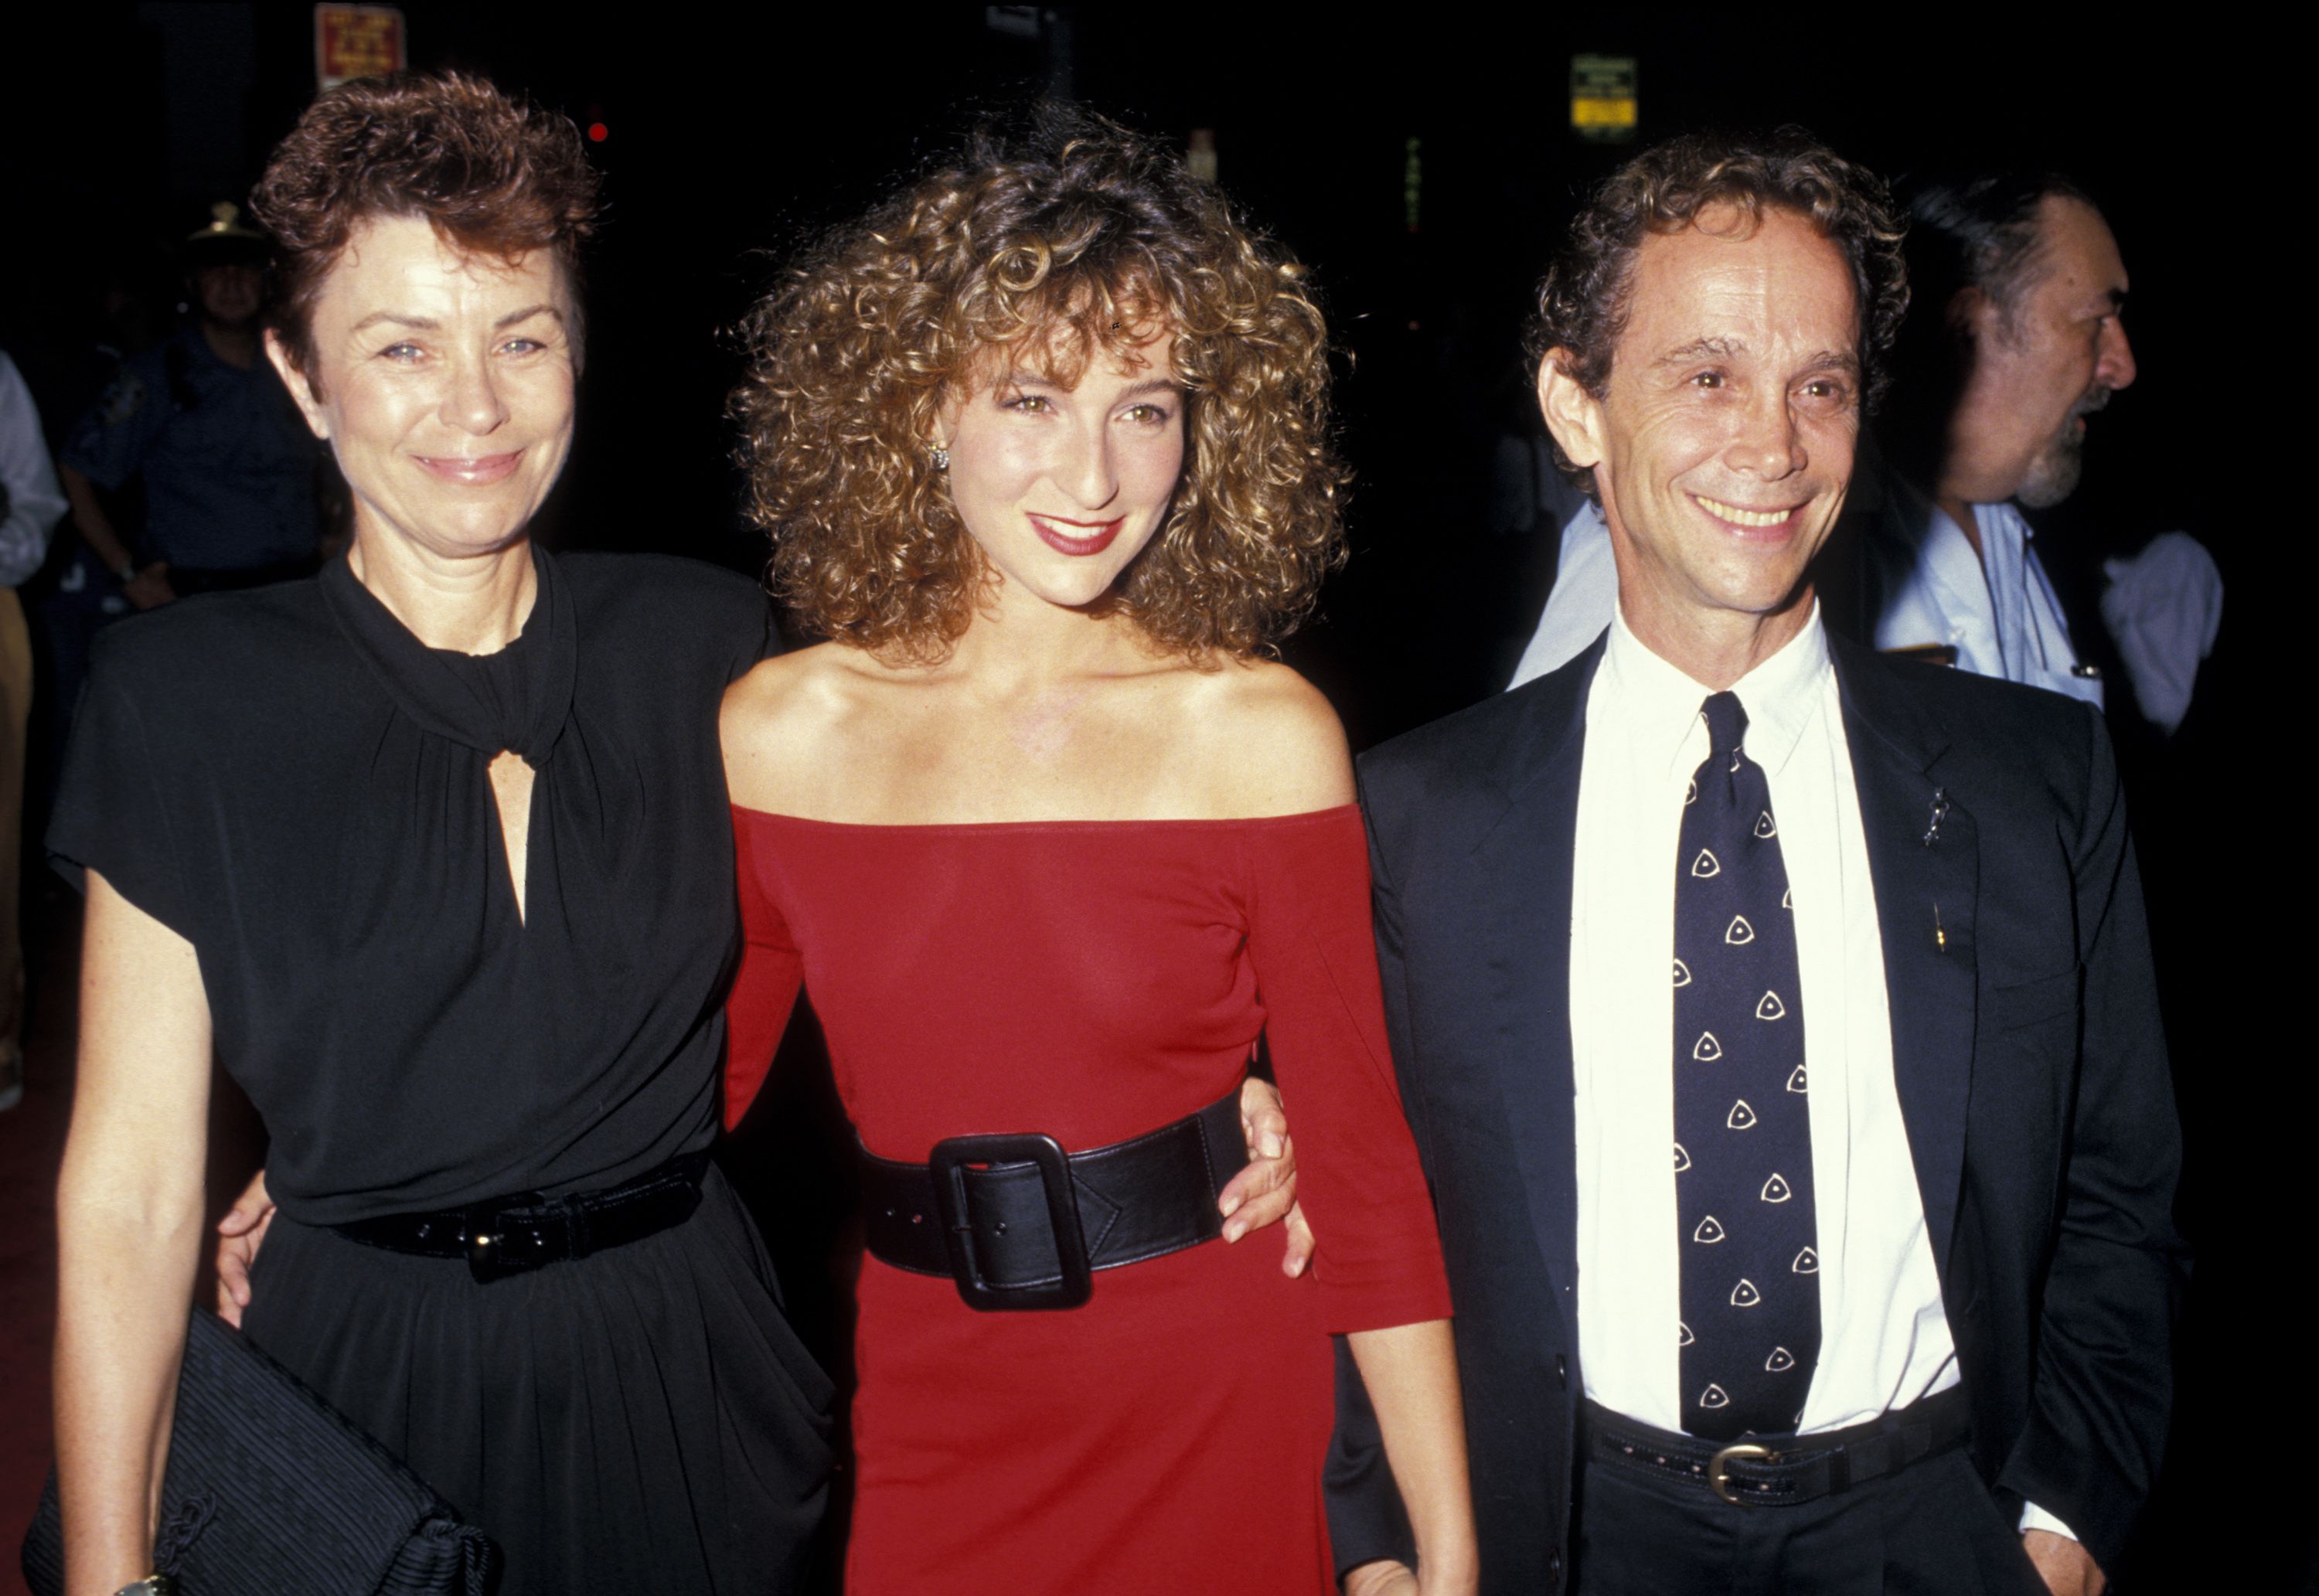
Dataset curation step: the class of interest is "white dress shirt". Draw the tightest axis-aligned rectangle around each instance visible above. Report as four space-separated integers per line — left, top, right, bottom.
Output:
1509 499 1616 687
1570 601 1960 1437
2099 533 2222 735
1867 488 2103 710
1566 605 2075 1541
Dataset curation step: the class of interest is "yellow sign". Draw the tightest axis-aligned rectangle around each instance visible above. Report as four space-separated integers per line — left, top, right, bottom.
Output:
1572 98 1637 129
315 5 407 89
1570 54 1639 143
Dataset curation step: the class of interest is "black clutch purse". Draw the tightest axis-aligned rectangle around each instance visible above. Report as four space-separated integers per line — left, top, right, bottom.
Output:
22 1308 495 1595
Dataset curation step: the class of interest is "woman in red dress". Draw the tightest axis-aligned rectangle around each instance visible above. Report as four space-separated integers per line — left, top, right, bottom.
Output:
721 111 1475 1594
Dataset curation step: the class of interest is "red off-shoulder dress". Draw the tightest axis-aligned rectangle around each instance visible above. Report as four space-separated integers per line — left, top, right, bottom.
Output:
725 805 1451 1595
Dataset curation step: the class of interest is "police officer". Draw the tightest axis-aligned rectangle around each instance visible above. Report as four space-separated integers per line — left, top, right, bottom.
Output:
57 202 325 608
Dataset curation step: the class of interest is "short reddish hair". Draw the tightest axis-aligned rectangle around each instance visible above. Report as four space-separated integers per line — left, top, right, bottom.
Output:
250 71 601 386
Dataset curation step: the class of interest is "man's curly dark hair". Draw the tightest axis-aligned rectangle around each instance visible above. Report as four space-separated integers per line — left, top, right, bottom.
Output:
1527 128 1909 497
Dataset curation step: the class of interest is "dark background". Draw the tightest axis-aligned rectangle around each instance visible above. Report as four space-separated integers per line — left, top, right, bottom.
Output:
0 5 2273 1587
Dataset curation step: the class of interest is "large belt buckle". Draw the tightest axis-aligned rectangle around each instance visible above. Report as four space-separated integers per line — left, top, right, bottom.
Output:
1710 1441 1775 1506
927 1132 1092 1312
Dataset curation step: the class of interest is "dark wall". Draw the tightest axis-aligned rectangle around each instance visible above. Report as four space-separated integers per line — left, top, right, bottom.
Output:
2 11 2239 730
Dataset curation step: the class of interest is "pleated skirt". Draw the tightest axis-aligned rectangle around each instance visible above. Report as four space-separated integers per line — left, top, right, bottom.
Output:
241 1165 834 1595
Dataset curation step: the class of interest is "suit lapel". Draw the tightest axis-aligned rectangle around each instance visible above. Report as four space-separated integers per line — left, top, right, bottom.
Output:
1466 641 1600 1314
1834 641 1978 1274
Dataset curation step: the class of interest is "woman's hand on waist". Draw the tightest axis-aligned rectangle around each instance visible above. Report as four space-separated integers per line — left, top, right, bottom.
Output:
215 1167 274 1328
1220 1075 1315 1277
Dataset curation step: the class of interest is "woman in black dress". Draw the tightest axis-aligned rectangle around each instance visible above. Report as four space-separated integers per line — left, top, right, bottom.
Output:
45 74 836 1594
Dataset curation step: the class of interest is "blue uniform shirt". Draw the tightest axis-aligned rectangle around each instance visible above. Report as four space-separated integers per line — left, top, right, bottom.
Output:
61 323 322 573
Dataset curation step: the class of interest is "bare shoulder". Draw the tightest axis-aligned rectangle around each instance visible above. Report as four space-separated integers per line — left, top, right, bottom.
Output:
1175 656 1354 817
721 643 880 814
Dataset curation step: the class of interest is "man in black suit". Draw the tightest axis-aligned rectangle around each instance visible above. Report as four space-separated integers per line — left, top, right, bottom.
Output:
1328 131 2180 1596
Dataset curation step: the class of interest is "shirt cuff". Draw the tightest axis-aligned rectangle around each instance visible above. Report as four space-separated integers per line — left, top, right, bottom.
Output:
2018 1500 2079 1542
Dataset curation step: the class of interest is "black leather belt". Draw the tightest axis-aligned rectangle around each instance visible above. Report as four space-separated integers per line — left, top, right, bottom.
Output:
860 1087 1249 1311
1582 1387 1971 1506
330 1151 709 1284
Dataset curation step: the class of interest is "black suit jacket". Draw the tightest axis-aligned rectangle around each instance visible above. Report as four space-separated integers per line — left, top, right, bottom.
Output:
1326 633 2183 1591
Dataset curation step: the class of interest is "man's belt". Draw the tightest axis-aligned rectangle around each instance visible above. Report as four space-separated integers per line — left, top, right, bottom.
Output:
1582 1386 1971 1506
330 1151 709 1284
860 1088 1249 1311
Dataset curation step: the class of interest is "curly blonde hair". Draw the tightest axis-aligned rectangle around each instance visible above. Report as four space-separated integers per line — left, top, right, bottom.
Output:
733 107 1348 662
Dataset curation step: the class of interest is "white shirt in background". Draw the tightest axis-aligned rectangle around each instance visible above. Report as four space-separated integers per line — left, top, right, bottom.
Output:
0 350 67 586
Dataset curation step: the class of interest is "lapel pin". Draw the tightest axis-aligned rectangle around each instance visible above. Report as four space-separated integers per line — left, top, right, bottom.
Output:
1932 900 1948 954
1922 788 1949 847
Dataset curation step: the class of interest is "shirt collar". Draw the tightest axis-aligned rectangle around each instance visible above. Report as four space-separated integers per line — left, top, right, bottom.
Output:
1977 499 2032 544
1600 601 1832 783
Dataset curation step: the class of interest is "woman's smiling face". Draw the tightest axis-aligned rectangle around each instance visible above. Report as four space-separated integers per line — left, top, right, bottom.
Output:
271 213 578 561
939 325 1186 614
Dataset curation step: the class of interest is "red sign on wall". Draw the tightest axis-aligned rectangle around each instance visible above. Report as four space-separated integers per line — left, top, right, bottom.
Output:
315 5 407 88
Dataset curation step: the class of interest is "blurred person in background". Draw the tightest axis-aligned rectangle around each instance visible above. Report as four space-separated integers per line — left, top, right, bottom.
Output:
22 253 162 817
56 202 325 612
0 345 65 1111
1872 174 2212 733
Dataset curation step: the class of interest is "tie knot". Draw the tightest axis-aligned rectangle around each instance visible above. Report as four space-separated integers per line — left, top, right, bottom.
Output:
1701 691 1749 766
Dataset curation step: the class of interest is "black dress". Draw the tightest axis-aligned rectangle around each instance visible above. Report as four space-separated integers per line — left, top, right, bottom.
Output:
48 547 833 1594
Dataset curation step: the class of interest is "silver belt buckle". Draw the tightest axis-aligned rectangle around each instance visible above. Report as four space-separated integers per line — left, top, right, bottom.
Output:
1710 1441 1775 1505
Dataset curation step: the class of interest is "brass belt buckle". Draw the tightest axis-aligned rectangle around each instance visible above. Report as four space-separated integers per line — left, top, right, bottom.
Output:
1710 1441 1774 1505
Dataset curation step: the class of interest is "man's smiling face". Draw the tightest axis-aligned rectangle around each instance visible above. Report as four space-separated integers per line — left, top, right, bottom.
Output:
1549 202 1862 635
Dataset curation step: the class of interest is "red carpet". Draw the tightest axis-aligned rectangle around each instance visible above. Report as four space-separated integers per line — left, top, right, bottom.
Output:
0 1053 60 1596
1 895 75 1596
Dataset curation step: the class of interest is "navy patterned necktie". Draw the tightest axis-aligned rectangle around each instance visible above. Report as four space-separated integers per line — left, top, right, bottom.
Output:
1674 690 1820 1439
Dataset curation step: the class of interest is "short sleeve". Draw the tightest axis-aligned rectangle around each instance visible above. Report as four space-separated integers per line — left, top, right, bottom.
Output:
697 566 781 689
724 807 806 1131
59 362 161 494
46 643 199 939
1243 808 1452 1333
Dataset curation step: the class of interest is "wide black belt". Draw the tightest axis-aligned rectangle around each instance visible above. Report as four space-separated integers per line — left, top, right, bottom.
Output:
330 1151 710 1284
1582 1386 1971 1506
860 1087 1249 1311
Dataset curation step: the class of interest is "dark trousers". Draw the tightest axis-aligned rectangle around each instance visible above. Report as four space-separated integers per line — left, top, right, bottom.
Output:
1575 1447 2051 1595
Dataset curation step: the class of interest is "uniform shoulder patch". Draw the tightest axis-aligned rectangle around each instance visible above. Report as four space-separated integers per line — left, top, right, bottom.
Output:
100 371 147 425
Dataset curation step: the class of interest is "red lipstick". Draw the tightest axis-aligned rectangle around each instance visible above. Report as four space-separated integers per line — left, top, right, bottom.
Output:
1028 512 1124 556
